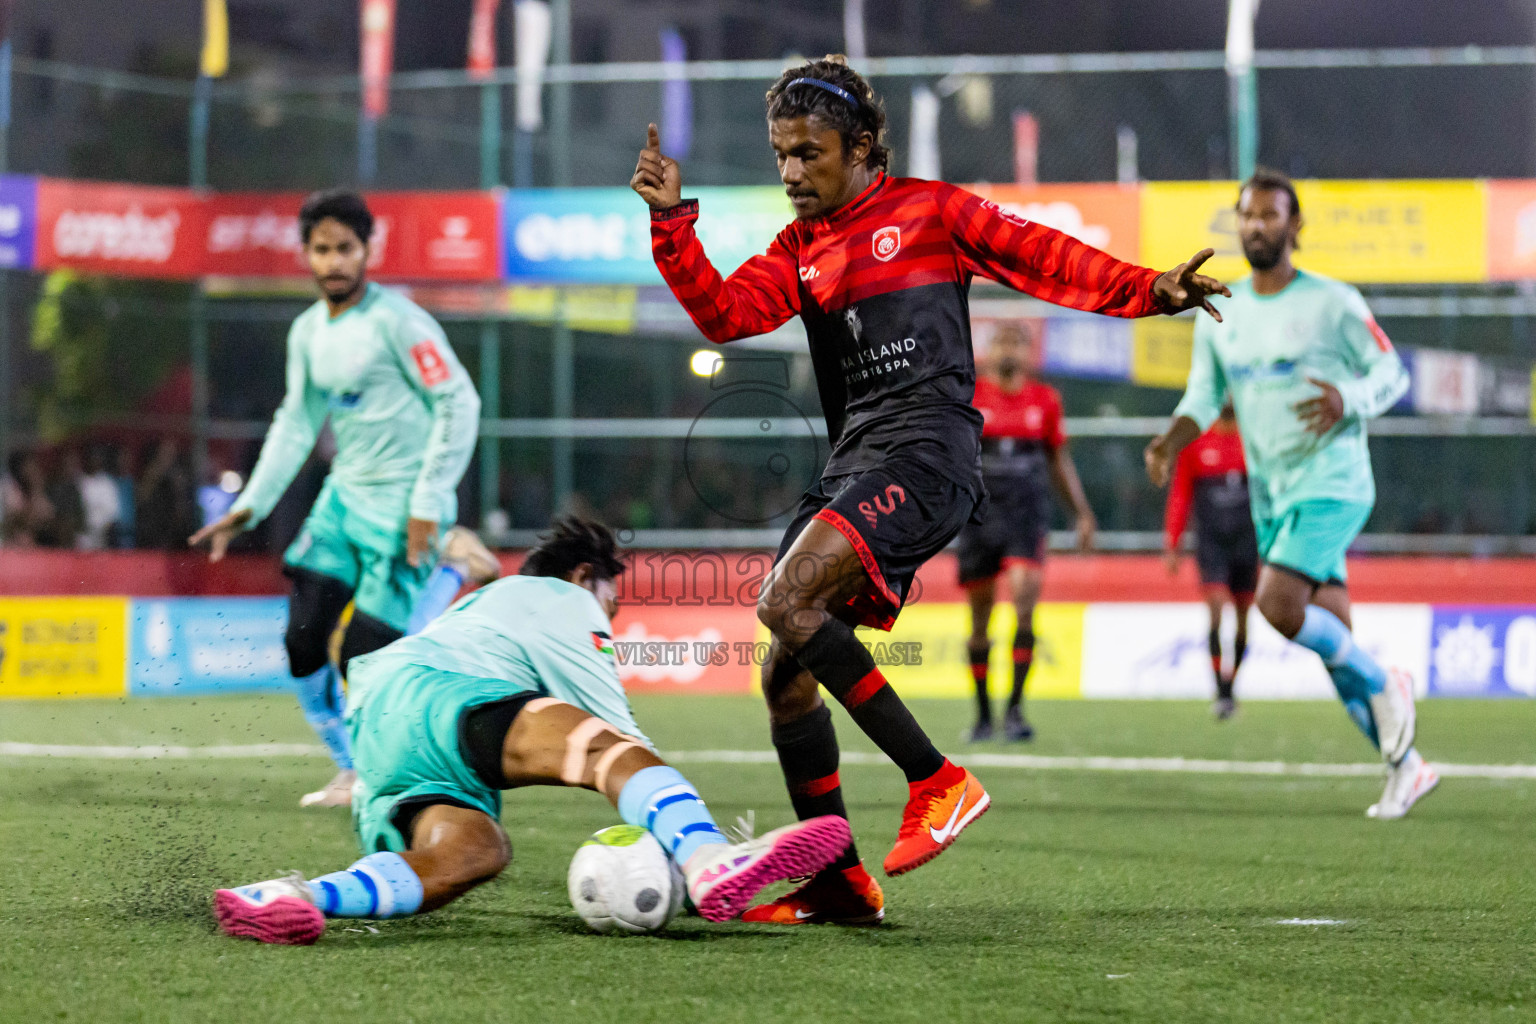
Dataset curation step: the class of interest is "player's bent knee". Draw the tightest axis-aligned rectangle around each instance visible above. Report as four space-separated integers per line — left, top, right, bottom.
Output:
1256 589 1304 638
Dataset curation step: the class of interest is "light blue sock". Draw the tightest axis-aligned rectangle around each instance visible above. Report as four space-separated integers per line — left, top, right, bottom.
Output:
1292 606 1384 748
617 765 728 865
294 664 353 770
305 852 424 918
407 564 466 634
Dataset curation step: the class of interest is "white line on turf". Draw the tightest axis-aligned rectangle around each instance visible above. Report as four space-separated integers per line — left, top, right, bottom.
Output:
1275 919 1348 926
2 742 1534 780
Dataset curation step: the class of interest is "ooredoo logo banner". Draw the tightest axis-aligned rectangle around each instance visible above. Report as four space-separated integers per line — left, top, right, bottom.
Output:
35 178 206 278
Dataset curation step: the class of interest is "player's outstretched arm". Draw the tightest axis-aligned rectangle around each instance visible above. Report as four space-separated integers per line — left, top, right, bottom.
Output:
938 185 1228 319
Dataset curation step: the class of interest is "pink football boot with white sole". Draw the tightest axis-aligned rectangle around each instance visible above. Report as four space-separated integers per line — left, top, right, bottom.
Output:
683 815 852 922
214 874 326 945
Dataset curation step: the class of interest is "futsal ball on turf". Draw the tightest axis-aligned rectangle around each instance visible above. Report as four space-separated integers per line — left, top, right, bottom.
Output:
568 825 685 934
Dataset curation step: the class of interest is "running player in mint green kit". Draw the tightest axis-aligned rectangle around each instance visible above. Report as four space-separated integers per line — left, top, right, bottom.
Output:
191 190 481 809
212 517 852 945
1146 170 1437 820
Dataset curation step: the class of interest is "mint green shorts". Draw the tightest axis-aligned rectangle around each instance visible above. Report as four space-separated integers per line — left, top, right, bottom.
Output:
1255 499 1372 586
283 482 435 632
347 659 541 854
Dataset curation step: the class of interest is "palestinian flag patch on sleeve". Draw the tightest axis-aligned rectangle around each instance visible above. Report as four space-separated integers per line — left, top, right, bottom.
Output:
591 631 615 657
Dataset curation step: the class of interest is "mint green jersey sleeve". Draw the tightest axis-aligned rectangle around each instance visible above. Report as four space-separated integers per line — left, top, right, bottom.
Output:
524 587 652 748
1172 313 1228 431
1331 286 1409 420
388 305 481 523
231 317 327 527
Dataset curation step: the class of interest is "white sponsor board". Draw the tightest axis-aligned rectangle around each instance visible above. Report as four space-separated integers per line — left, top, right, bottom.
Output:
1080 603 1431 699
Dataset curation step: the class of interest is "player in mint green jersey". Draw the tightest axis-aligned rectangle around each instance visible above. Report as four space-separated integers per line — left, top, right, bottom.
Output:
1145 170 1437 820
212 517 852 945
191 190 482 809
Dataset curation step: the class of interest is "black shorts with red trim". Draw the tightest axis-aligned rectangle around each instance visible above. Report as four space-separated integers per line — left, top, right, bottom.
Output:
956 482 1050 585
1195 526 1260 596
775 459 978 631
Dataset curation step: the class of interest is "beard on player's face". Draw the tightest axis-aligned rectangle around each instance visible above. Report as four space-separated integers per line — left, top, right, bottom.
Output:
1242 232 1287 271
306 219 369 306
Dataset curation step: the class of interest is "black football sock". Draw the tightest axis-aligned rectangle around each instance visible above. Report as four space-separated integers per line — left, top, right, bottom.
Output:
1208 626 1224 690
771 703 860 872
796 618 945 783
1233 629 1248 679
1007 628 1034 710
967 640 992 724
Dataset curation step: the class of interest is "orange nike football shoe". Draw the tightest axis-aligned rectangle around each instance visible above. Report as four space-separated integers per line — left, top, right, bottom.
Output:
882 760 990 876
739 864 885 926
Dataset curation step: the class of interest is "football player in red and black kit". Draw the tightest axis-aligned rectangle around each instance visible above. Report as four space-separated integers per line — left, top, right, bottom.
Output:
632 55 1228 925
960 322 1095 744
1163 403 1258 720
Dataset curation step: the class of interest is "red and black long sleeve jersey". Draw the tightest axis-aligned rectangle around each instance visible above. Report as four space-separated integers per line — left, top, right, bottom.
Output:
651 173 1167 488
1165 422 1251 549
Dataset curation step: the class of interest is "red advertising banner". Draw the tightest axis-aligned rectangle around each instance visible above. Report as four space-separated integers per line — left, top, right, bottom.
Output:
360 0 397 119
1486 180 1536 281
203 191 306 277
204 190 501 281
367 190 502 280
35 179 207 279
964 183 1141 264
609 604 757 694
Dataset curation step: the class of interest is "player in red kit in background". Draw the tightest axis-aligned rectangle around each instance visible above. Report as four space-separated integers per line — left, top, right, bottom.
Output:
960 322 1095 743
633 55 1228 925
1163 404 1258 719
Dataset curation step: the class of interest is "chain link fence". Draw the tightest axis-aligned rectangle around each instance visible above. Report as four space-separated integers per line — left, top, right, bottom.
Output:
4 49 1536 551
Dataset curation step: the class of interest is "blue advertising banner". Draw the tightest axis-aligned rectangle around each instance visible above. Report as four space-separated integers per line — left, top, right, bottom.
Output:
502 187 791 284
1428 606 1536 698
129 597 290 696
0 174 36 270
1040 316 1132 381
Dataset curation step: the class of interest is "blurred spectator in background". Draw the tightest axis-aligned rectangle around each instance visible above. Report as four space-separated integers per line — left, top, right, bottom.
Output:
136 438 196 549
110 446 136 547
78 444 123 550
46 448 86 547
2 450 56 547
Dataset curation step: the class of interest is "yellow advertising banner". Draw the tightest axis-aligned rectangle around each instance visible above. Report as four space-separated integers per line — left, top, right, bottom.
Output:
0 598 129 698
1131 317 1195 389
858 601 1084 699
1140 180 1487 284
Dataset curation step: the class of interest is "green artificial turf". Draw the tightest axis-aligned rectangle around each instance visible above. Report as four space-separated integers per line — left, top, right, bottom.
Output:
2 695 1532 1023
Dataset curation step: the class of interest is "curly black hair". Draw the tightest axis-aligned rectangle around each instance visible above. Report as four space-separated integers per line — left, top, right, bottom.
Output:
519 514 627 582
766 55 889 172
299 188 375 245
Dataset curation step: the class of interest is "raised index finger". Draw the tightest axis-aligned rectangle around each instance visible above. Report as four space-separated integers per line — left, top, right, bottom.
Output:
646 123 661 152
1183 248 1216 275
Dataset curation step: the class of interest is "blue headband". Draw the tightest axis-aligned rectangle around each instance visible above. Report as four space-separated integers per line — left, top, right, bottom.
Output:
786 77 860 109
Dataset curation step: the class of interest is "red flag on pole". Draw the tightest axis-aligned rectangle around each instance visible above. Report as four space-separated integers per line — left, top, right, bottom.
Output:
468 0 502 81
360 0 396 119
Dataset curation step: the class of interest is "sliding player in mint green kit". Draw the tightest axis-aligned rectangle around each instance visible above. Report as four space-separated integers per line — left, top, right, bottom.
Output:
1146 170 1437 820
213 517 852 944
191 190 482 809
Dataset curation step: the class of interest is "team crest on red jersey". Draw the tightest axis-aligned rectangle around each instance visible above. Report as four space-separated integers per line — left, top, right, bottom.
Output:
871 225 901 262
